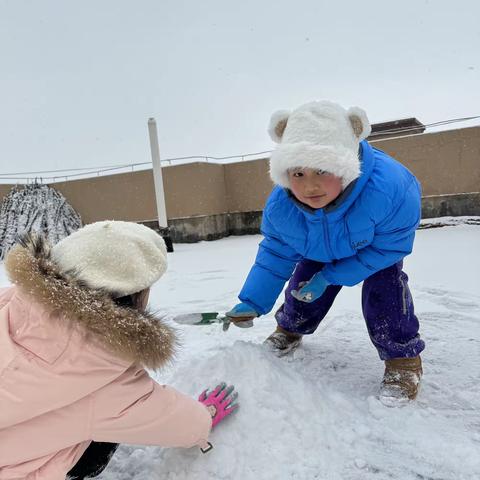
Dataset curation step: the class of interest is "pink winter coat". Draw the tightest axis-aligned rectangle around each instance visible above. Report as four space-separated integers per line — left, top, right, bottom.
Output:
0 239 211 480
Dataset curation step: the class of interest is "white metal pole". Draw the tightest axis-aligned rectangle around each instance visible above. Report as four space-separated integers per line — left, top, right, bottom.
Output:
148 118 168 229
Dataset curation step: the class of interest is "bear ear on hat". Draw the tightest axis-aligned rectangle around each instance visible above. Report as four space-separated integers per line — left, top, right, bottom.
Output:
347 106 372 141
268 110 290 143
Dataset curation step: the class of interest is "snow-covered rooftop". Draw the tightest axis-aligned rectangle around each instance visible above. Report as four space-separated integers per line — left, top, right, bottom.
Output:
2 220 478 479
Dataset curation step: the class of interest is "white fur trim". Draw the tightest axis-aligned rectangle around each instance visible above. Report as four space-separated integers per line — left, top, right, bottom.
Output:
269 143 360 189
268 101 368 188
268 110 291 143
52 221 167 296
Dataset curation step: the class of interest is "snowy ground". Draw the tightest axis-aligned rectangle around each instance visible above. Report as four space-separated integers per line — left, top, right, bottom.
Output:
1 221 479 480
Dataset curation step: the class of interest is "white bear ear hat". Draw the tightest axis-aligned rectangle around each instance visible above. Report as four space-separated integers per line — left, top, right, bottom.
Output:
268 100 371 189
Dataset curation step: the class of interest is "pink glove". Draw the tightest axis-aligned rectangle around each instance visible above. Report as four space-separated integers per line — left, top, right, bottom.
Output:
198 382 239 428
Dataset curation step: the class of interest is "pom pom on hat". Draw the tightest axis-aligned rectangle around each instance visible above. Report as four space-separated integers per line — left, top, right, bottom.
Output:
51 221 168 296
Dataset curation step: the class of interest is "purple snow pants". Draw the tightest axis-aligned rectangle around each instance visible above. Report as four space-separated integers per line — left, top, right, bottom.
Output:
275 260 425 360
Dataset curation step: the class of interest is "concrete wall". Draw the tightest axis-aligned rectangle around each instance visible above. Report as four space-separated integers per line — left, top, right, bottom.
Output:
421 192 480 218
1 125 479 241
163 162 227 217
371 127 480 196
52 170 157 224
0 184 11 203
224 159 272 212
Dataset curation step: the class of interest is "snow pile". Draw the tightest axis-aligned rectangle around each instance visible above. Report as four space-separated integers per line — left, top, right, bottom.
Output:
0 183 82 259
97 337 480 480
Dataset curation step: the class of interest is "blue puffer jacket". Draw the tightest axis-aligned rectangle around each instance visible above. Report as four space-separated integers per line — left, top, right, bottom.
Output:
239 141 421 315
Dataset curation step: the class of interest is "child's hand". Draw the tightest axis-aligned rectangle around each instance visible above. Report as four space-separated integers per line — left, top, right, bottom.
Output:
291 272 330 303
198 383 239 428
225 302 258 329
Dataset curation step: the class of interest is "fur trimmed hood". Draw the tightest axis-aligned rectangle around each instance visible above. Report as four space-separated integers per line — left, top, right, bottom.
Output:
4 235 176 370
268 100 371 189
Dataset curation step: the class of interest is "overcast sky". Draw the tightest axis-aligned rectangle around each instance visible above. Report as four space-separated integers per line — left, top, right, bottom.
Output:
1 0 479 177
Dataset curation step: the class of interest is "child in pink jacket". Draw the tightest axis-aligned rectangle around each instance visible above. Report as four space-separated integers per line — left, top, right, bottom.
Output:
0 221 238 480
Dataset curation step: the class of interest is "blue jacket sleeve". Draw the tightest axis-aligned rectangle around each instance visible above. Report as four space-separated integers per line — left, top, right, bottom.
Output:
322 180 421 286
238 211 302 315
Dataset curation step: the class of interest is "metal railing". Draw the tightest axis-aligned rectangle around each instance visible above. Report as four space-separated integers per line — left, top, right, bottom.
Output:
1 115 479 184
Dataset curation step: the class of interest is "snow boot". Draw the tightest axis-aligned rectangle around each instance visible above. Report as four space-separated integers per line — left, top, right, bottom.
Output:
379 356 423 406
263 326 302 357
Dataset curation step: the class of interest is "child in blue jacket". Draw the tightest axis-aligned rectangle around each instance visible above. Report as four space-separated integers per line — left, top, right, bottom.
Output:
226 100 425 403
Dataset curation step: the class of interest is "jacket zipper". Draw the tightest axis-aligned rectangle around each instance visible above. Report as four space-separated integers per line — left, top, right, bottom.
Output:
322 213 333 260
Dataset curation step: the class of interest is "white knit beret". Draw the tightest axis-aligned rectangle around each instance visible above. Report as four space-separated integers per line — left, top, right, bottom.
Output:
268 100 371 189
51 221 168 296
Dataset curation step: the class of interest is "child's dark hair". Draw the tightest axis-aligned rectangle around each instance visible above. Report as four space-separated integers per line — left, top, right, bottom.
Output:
113 291 146 310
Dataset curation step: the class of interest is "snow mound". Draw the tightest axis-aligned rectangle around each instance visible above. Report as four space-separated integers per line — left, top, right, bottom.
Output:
0 183 82 259
98 335 480 480
158 341 480 480
158 341 348 479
